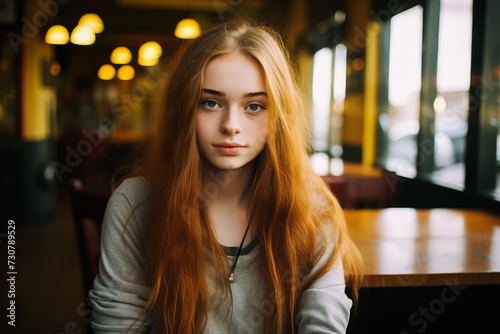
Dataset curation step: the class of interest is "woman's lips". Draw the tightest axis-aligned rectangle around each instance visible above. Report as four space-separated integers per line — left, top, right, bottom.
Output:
214 143 244 155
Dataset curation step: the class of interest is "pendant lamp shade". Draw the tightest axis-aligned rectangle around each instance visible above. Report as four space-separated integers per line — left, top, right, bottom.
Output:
79 13 104 34
117 65 135 80
138 41 162 60
174 18 201 39
70 25 96 45
98 64 116 80
138 41 162 66
138 57 159 66
45 25 69 45
110 47 132 64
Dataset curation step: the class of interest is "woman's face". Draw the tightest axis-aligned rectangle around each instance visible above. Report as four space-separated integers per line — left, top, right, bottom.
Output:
196 53 269 172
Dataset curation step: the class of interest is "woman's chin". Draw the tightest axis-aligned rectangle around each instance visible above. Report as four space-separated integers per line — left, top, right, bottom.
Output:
206 159 256 174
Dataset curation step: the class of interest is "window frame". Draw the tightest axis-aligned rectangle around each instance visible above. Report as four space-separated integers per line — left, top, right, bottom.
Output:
465 0 499 199
375 0 499 201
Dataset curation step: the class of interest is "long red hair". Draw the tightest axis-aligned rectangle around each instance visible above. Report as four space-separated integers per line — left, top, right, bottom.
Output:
126 20 363 333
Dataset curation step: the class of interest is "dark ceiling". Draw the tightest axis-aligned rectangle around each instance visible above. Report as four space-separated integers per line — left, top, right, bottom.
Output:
46 0 294 80
51 0 291 49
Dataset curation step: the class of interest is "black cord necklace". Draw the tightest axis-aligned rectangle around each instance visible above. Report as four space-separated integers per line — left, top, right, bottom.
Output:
228 211 253 283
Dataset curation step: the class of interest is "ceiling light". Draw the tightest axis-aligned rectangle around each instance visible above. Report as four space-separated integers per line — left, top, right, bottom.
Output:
110 46 132 64
138 57 159 66
78 13 104 34
138 41 162 66
138 41 162 60
45 25 69 45
174 18 200 39
117 65 135 80
98 64 116 80
70 25 96 45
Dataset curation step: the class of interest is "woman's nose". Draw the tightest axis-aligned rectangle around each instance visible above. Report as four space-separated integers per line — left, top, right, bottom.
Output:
220 107 241 135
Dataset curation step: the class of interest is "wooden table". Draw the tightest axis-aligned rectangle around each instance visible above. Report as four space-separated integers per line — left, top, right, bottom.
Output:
345 208 500 287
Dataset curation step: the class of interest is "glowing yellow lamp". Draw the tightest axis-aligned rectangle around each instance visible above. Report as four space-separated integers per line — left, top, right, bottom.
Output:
45 25 69 45
138 57 159 66
117 65 135 80
79 13 104 34
70 25 96 45
138 41 162 66
110 46 132 64
138 41 162 60
98 64 116 80
174 18 201 39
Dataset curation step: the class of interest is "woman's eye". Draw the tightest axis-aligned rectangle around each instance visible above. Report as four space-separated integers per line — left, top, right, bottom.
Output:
201 100 220 109
246 104 265 113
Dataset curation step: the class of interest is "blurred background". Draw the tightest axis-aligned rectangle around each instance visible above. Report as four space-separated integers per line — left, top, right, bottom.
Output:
0 0 499 332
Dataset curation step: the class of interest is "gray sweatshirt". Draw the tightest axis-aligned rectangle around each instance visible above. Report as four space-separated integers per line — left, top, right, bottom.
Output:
89 177 352 333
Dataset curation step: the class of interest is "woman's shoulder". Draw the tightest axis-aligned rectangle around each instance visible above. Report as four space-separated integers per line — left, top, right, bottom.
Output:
112 176 151 206
104 176 151 230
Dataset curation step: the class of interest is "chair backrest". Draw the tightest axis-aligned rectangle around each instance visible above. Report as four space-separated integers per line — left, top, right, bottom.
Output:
323 171 400 209
68 179 110 297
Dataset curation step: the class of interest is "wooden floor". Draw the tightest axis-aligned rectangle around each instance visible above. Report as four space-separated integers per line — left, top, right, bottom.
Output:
1 172 110 334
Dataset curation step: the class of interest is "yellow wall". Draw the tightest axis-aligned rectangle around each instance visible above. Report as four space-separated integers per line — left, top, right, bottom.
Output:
287 0 313 134
22 0 56 141
286 0 308 50
343 93 365 145
342 0 372 148
362 22 382 166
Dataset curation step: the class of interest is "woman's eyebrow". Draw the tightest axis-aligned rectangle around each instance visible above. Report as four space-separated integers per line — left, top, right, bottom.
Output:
244 91 267 98
202 88 267 98
202 88 224 96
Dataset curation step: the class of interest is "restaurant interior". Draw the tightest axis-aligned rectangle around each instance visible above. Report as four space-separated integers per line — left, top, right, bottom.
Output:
0 0 499 333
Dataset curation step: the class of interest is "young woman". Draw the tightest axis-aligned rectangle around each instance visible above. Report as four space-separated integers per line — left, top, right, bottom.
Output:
89 20 363 333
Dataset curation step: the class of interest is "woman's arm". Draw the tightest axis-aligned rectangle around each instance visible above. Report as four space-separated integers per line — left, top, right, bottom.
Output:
295 236 352 334
89 177 151 333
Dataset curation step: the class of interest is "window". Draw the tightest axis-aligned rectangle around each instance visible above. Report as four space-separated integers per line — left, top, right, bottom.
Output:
311 47 332 153
373 0 499 201
380 5 424 178
311 43 348 176
433 0 473 186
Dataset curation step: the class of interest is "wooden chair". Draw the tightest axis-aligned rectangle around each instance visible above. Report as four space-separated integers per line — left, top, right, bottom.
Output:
68 179 110 298
323 171 400 209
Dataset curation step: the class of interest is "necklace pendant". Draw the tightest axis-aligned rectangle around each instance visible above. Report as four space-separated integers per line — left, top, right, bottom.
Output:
229 272 235 283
